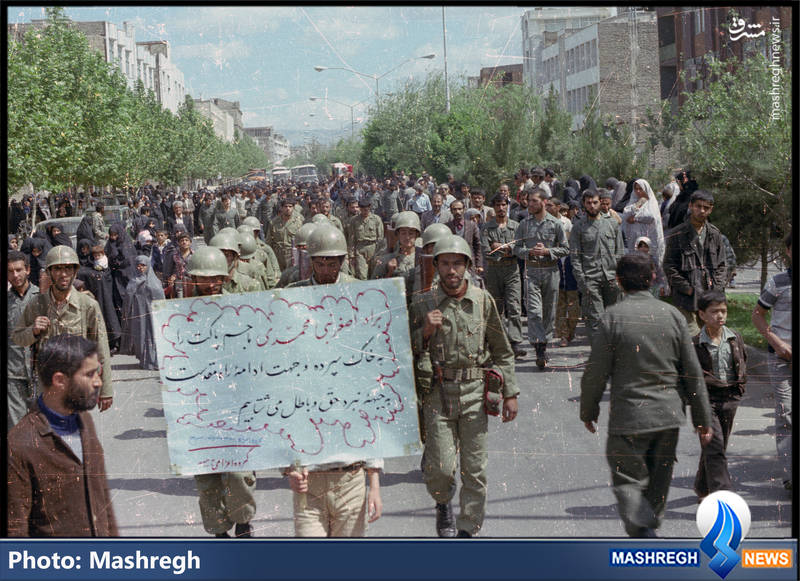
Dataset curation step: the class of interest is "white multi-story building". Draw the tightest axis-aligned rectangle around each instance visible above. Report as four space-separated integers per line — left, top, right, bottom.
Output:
9 18 186 114
538 10 661 157
271 133 291 165
194 99 236 143
520 6 617 90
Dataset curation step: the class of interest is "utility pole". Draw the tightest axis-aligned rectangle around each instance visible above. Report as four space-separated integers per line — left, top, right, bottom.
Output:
443 6 451 114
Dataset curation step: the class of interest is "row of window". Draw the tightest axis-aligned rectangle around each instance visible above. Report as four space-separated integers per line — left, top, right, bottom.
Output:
541 38 598 84
566 83 598 114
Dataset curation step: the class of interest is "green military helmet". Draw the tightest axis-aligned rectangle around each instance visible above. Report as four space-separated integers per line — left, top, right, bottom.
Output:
209 230 240 255
187 246 229 277
242 216 261 232
237 231 258 260
311 213 330 224
389 212 401 229
45 245 80 269
307 224 347 257
433 234 473 266
236 224 255 238
296 222 317 247
422 223 451 248
394 211 421 234
218 226 238 237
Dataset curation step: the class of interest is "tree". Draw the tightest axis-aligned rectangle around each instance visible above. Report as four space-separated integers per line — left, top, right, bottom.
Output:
673 53 792 284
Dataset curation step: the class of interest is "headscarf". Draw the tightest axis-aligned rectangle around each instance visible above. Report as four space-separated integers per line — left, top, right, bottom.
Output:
105 222 138 282
578 175 597 194
46 223 73 248
622 179 665 265
24 237 47 285
77 238 94 268
8 234 19 250
128 256 165 300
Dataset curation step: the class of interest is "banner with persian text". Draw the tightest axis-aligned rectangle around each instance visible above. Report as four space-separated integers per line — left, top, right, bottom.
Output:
151 278 420 475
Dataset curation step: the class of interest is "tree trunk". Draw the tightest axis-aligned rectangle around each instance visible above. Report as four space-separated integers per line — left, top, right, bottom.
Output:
760 229 769 292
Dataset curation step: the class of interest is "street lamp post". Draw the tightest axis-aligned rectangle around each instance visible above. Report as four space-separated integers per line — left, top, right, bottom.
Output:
309 96 361 138
314 53 436 102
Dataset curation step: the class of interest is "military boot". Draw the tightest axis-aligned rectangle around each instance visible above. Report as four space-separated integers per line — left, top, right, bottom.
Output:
535 343 548 370
435 503 456 538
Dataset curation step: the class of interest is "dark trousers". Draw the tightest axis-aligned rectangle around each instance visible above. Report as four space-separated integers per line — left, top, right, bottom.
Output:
606 429 679 536
694 397 740 496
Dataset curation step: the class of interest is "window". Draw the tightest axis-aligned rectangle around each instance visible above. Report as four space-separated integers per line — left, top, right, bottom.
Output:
591 39 597 67
694 8 705 33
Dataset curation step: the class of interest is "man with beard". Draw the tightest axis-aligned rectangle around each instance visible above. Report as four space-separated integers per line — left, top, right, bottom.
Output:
268 197 304 271
8 251 40 428
481 194 526 358
284 225 383 537
12 246 114 412
7 334 118 536
410 234 518 537
570 189 623 340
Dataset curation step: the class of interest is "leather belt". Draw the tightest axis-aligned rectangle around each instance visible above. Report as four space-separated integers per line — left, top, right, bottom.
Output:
441 367 484 381
528 259 558 268
319 461 365 473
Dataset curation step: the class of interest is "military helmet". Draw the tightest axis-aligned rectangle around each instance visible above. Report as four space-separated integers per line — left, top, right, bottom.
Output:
307 224 347 257
45 245 80 269
217 227 238 237
187 246 229 277
209 231 240 255
311 213 330 224
389 212 401 229
422 223 452 248
296 222 317 247
433 234 473 265
237 231 258 260
242 216 261 231
394 211 421 234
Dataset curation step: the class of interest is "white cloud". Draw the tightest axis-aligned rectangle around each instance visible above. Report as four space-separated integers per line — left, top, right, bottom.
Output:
172 39 252 70
168 6 300 37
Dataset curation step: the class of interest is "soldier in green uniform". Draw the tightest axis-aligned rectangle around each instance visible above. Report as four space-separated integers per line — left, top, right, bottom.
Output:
277 223 316 288
284 225 383 536
481 193 526 358
372 211 420 302
184 246 258 538
238 222 280 289
209 231 262 294
409 235 519 538
513 188 569 369
569 189 624 339
580 253 712 537
12 246 114 412
346 198 385 280
236 230 272 290
268 197 304 271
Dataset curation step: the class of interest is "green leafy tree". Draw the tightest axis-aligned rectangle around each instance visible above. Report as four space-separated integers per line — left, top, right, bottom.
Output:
674 54 792 284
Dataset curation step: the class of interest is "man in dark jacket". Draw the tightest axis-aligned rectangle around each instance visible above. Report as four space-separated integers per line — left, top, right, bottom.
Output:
663 190 727 336
7 334 118 536
581 253 711 538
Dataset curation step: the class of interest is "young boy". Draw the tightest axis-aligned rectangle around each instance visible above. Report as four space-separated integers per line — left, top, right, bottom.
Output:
692 289 747 501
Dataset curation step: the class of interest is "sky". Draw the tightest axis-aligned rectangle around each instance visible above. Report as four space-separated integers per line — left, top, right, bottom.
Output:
8 5 539 144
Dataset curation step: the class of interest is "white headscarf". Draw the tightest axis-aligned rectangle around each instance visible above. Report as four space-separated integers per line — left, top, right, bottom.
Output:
622 179 665 265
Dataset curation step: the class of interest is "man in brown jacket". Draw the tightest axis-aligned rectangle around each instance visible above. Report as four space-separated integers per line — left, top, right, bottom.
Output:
7 334 118 537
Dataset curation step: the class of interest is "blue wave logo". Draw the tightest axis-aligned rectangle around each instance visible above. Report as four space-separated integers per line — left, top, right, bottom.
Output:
700 500 742 579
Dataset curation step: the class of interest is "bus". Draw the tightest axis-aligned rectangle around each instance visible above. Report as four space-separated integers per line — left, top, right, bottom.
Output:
290 164 319 185
271 166 291 185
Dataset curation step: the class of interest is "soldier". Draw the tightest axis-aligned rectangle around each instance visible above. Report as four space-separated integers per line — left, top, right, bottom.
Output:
12 246 114 412
569 189 624 340
277 223 317 288
183 246 258 537
346 198 385 280
268 197 304 271
513 188 569 369
238 221 280 289
410 234 518 537
209 231 262 294
414 223 452 294
91 202 108 243
372 211 421 301
8 251 40 428
236 230 271 290
284 225 383 536
481 193 526 358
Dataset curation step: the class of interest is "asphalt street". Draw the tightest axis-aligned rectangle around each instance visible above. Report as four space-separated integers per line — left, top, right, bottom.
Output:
92 261 792 539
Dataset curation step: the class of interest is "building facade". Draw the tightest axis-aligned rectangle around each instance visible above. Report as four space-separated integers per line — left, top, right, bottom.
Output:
521 6 617 90
656 6 792 107
479 64 524 88
243 126 290 164
194 99 236 143
9 18 186 115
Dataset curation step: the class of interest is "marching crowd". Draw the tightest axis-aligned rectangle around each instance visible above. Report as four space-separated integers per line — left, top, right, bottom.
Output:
6 166 792 540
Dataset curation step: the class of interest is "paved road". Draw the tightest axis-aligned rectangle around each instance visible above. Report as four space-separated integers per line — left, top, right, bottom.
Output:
96 306 792 539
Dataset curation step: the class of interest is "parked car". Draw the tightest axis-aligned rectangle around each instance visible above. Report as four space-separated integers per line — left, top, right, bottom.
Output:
33 217 82 249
